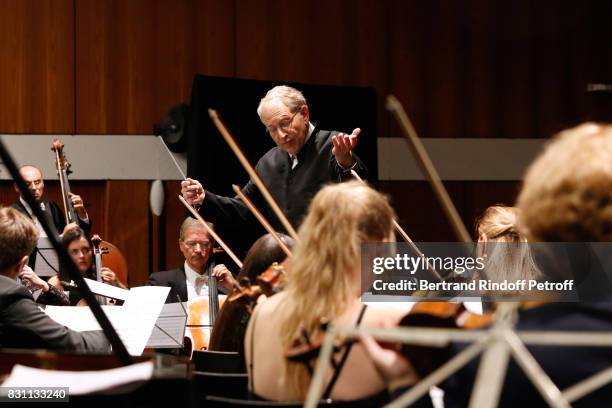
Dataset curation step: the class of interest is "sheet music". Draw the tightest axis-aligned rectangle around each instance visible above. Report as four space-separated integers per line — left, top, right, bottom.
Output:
146 302 188 348
44 286 170 356
44 305 124 332
119 286 170 355
0 361 154 395
84 277 129 300
34 237 59 277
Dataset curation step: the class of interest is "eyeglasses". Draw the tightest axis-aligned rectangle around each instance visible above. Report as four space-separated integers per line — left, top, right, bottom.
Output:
265 107 303 135
183 240 212 250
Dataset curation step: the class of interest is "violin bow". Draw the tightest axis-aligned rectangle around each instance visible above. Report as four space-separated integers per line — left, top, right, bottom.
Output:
232 184 293 258
157 136 244 268
208 109 300 241
178 195 243 269
350 169 443 282
386 95 472 243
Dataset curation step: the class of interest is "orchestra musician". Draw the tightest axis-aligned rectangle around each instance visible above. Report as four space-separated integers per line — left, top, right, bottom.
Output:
181 85 368 246
146 218 235 303
18 265 69 306
11 165 91 269
0 207 109 352
361 123 612 407
244 181 407 403
208 232 295 358
48 227 127 306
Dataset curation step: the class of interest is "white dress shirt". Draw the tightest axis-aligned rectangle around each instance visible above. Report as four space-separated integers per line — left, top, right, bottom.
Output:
184 261 209 301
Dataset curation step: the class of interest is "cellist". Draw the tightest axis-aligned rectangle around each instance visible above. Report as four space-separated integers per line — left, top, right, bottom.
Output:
48 227 127 306
11 165 91 269
146 217 235 303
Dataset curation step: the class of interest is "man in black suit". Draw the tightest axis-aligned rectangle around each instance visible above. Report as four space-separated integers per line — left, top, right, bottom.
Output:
147 218 234 303
11 165 91 271
181 85 368 248
0 206 108 352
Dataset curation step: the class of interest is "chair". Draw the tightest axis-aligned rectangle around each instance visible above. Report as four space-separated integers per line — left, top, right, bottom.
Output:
193 371 249 402
192 350 244 373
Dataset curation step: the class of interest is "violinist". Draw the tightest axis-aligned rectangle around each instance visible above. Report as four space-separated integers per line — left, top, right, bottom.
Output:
362 123 612 407
48 227 126 306
208 232 294 357
146 218 234 303
244 181 406 403
181 85 368 246
11 165 91 269
0 207 108 352
474 205 542 296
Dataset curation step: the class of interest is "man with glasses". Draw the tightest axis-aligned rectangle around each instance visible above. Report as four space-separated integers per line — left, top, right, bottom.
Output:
181 85 368 246
147 217 234 303
11 165 91 271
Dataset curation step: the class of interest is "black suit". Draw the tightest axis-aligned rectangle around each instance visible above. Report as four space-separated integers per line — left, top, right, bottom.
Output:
0 275 109 352
439 303 612 407
199 127 368 251
146 267 188 303
11 199 91 270
146 265 227 303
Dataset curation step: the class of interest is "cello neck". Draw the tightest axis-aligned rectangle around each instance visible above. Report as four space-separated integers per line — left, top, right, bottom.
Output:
51 139 79 225
90 234 108 306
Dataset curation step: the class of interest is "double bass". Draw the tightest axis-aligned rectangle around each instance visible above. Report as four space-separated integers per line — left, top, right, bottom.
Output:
51 139 129 287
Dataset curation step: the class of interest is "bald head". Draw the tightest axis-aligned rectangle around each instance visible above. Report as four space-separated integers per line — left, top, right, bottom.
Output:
15 165 44 201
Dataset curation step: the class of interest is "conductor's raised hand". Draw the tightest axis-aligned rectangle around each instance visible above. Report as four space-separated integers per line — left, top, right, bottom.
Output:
181 178 205 206
332 128 360 169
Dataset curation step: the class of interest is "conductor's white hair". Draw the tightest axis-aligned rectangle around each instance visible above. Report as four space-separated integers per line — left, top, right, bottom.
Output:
257 85 307 120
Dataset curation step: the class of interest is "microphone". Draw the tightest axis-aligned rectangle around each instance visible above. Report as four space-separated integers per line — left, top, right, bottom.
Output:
40 202 46 212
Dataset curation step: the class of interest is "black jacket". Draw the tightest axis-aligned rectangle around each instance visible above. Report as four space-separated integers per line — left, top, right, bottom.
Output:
199 127 368 250
146 267 188 303
11 199 92 270
0 275 109 352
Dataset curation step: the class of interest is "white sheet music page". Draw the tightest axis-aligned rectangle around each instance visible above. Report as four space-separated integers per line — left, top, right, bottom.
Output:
1 361 154 395
84 278 130 300
119 286 170 355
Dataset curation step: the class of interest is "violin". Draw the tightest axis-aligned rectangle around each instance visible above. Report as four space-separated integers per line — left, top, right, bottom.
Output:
285 301 495 378
51 140 79 226
227 261 286 305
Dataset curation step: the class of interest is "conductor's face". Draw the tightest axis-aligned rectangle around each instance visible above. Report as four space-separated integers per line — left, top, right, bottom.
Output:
261 101 310 156
179 228 212 273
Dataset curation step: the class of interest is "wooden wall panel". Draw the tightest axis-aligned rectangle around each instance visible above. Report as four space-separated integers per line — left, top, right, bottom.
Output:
0 0 74 133
75 0 235 134
236 0 388 135
162 181 187 271
378 180 521 242
104 180 150 286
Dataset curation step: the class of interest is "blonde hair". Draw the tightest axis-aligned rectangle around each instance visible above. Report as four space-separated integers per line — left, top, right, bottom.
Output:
278 181 395 397
517 123 612 242
257 85 307 119
476 205 541 290
0 207 39 273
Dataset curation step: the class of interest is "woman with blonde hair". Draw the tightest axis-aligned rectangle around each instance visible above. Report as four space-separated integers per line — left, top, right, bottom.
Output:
475 205 542 292
244 181 406 403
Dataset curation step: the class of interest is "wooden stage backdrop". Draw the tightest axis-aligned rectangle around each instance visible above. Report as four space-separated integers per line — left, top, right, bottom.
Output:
0 0 609 284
